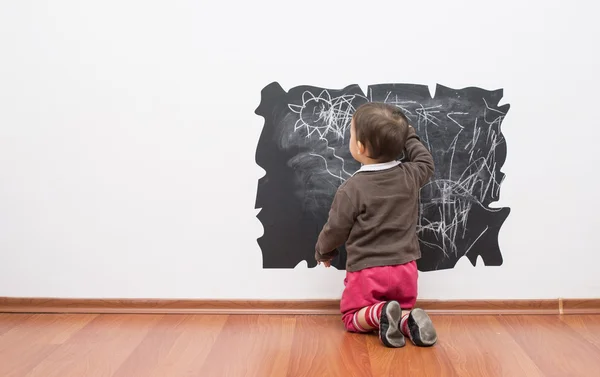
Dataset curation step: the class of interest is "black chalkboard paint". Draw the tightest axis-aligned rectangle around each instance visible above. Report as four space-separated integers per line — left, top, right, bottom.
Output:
255 82 510 271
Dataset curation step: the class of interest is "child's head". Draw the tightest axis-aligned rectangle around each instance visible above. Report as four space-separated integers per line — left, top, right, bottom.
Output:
350 102 409 164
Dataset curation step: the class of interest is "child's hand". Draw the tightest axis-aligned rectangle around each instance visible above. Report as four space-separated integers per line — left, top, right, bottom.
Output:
318 260 332 268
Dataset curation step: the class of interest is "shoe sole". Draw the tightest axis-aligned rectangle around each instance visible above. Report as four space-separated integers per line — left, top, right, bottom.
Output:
379 301 405 348
407 308 437 346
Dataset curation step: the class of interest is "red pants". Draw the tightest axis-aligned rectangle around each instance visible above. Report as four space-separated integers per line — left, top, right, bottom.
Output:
341 261 418 332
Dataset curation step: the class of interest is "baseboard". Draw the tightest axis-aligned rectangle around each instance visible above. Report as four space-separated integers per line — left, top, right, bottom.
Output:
417 299 561 315
560 299 600 315
0 298 340 315
1 297 598 315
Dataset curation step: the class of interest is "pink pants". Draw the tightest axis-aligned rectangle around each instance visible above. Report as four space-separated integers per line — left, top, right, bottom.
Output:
341 261 418 332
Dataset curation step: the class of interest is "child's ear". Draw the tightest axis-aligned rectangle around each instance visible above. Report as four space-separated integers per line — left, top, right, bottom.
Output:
357 141 366 155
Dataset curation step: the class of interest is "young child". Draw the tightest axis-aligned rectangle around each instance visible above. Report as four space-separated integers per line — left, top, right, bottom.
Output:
315 102 436 348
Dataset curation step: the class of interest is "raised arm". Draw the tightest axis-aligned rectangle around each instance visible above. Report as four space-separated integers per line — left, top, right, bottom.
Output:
315 187 357 263
404 126 435 187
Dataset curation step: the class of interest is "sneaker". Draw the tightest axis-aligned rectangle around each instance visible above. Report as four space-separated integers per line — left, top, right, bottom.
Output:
379 301 405 348
403 308 437 347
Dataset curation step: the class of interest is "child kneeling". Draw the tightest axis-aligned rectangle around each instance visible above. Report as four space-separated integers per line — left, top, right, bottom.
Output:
316 103 437 348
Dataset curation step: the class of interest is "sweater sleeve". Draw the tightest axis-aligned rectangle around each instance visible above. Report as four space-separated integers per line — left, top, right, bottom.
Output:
404 126 435 187
315 187 357 262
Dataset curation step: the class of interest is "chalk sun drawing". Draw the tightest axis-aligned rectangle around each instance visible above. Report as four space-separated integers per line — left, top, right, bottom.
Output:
288 90 366 181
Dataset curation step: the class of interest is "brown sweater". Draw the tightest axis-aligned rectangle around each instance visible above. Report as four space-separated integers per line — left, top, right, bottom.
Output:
315 127 435 272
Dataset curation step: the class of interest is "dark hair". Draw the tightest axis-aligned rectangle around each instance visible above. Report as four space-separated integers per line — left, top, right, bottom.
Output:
352 102 409 161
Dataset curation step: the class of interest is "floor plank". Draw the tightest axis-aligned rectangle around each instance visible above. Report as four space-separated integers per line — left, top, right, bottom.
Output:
0 314 96 349
560 314 600 348
440 316 544 377
199 315 297 377
286 315 372 376
25 314 162 377
0 314 32 336
1 344 59 377
113 314 228 377
498 315 600 377
0 314 97 377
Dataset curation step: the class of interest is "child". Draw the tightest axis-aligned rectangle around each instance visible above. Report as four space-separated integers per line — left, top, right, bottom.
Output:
315 102 437 348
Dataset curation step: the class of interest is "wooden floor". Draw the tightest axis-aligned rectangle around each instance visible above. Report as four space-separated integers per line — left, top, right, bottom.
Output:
0 314 599 376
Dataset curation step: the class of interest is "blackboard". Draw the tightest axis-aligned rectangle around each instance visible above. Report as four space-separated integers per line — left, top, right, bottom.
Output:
255 82 510 271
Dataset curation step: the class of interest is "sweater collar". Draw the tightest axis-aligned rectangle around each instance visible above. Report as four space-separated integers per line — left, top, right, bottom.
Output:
353 160 401 176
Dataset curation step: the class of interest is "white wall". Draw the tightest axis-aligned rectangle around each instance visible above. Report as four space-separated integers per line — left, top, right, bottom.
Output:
0 0 598 300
